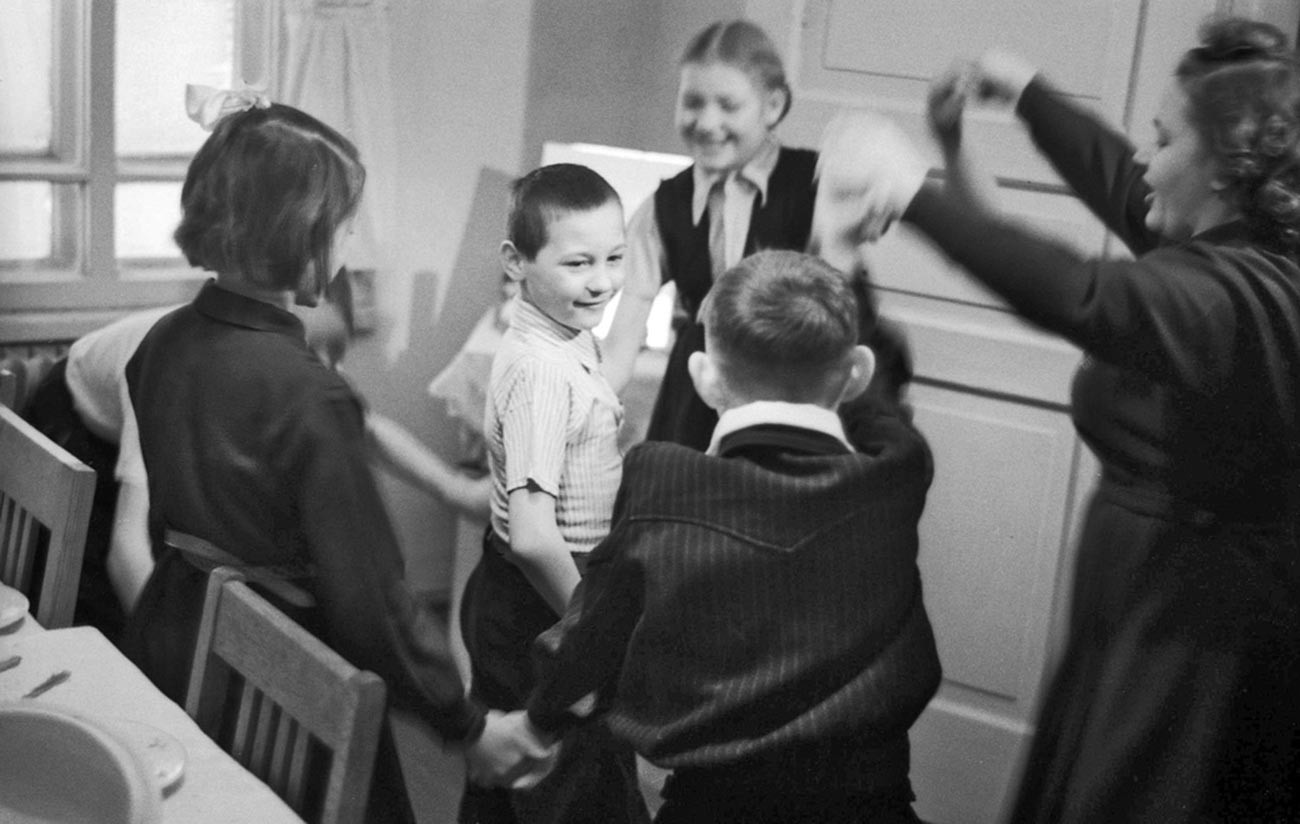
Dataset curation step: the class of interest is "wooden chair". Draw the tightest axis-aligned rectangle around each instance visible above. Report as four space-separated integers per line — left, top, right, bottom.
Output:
186 566 387 824
0 403 95 628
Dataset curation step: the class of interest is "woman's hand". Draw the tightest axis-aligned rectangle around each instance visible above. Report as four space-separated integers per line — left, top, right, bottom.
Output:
971 49 1038 106
928 61 974 153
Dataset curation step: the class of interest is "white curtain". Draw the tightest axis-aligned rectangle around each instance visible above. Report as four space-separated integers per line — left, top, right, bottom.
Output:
273 0 397 296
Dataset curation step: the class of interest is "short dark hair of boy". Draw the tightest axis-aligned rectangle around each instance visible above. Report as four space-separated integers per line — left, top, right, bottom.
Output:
701 250 861 400
506 163 621 260
174 103 366 296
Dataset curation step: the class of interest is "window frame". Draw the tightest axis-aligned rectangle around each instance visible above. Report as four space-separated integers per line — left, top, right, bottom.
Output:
0 0 274 343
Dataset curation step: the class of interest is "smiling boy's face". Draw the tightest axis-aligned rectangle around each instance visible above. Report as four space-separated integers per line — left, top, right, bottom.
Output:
504 199 627 332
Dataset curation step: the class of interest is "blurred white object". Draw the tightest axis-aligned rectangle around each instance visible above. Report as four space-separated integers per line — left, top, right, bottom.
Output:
813 111 930 263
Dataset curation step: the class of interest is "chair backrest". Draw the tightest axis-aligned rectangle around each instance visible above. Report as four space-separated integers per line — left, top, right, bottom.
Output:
0 403 95 627
186 566 386 824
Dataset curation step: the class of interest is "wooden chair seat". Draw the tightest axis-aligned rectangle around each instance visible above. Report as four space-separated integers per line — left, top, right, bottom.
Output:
0 403 95 628
185 566 386 824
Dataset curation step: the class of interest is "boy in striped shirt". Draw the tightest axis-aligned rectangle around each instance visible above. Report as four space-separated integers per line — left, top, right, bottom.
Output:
459 163 649 824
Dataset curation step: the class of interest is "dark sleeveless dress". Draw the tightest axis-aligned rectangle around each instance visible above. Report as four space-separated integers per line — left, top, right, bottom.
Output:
645 147 819 451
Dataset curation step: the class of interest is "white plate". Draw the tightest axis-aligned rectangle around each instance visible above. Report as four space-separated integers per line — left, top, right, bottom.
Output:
0 703 164 824
0 583 29 630
100 718 188 796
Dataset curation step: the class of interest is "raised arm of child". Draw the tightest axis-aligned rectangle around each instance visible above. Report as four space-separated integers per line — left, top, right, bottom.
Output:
596 200 662 394
365 411 491 520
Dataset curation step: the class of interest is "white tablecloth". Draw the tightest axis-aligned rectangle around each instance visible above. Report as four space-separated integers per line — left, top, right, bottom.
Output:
0 617 302 823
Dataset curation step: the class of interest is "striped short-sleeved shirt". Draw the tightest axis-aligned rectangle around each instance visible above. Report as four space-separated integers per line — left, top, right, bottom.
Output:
486 297 624 551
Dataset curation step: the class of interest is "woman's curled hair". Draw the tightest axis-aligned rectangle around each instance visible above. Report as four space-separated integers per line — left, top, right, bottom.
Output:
174 103 365 299
1178 16 1300 253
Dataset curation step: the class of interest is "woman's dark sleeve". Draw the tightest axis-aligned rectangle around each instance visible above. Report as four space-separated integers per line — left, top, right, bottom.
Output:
293 385 487 742
902 184 1239 390
1017 77 1161 256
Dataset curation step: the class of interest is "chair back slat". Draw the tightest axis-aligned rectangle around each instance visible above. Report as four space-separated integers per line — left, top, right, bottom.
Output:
250 695 279 777
266 714 302 801
11 512 40 587
186 567 386 824
284 727 312 809
0 404 94 627
0 368 17 411
231 682 262 764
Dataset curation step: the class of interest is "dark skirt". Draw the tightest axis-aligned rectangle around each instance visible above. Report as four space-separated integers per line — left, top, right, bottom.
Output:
1009 483 1300 823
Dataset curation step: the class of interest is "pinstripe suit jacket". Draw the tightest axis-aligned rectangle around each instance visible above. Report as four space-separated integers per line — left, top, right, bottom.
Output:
528 409 940 773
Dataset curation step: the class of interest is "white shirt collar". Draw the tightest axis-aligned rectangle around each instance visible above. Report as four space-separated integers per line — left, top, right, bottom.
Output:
706 400 852 456
510 295 601 372
690 137 782 225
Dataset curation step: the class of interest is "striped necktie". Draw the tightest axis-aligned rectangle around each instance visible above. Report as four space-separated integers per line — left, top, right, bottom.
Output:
707 177 727 278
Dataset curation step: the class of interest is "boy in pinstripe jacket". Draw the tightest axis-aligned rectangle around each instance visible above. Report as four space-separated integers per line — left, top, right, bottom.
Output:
524 250 940 823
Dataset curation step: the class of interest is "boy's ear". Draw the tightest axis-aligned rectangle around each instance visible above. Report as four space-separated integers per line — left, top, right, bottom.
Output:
836 344 876 404
500 241 526 283
688 350 727 411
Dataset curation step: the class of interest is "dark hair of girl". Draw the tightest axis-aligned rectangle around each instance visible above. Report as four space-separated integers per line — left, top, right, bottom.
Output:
174 103 366 301
681 20 793 124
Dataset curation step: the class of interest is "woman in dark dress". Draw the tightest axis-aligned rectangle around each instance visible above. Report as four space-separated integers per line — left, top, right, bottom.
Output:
828 16 1300 823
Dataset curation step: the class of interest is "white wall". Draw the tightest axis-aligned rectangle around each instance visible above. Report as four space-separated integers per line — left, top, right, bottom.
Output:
343 0 535 591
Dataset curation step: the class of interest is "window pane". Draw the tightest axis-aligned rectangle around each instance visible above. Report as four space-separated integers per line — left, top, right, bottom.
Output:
116 0 235 157
0 182 54 261
0 0 53 154
116 183 183 259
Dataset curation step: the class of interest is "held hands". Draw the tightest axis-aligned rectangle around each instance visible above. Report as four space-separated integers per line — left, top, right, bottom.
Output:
928 49 1039 148
814 110 930 245
808 49 1037 250
464 709 559 790
928 61 974 151
971 49 1037 106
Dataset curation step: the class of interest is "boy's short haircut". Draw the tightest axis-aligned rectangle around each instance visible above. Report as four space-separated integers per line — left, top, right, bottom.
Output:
701 250 861 395
174 103 365 295
506 163 621 260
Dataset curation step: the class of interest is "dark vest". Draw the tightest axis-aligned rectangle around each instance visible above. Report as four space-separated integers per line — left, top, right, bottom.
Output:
653 146 819 316
644 147 820 450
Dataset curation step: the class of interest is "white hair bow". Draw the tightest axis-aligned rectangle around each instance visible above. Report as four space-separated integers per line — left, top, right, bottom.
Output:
185 84 272 131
